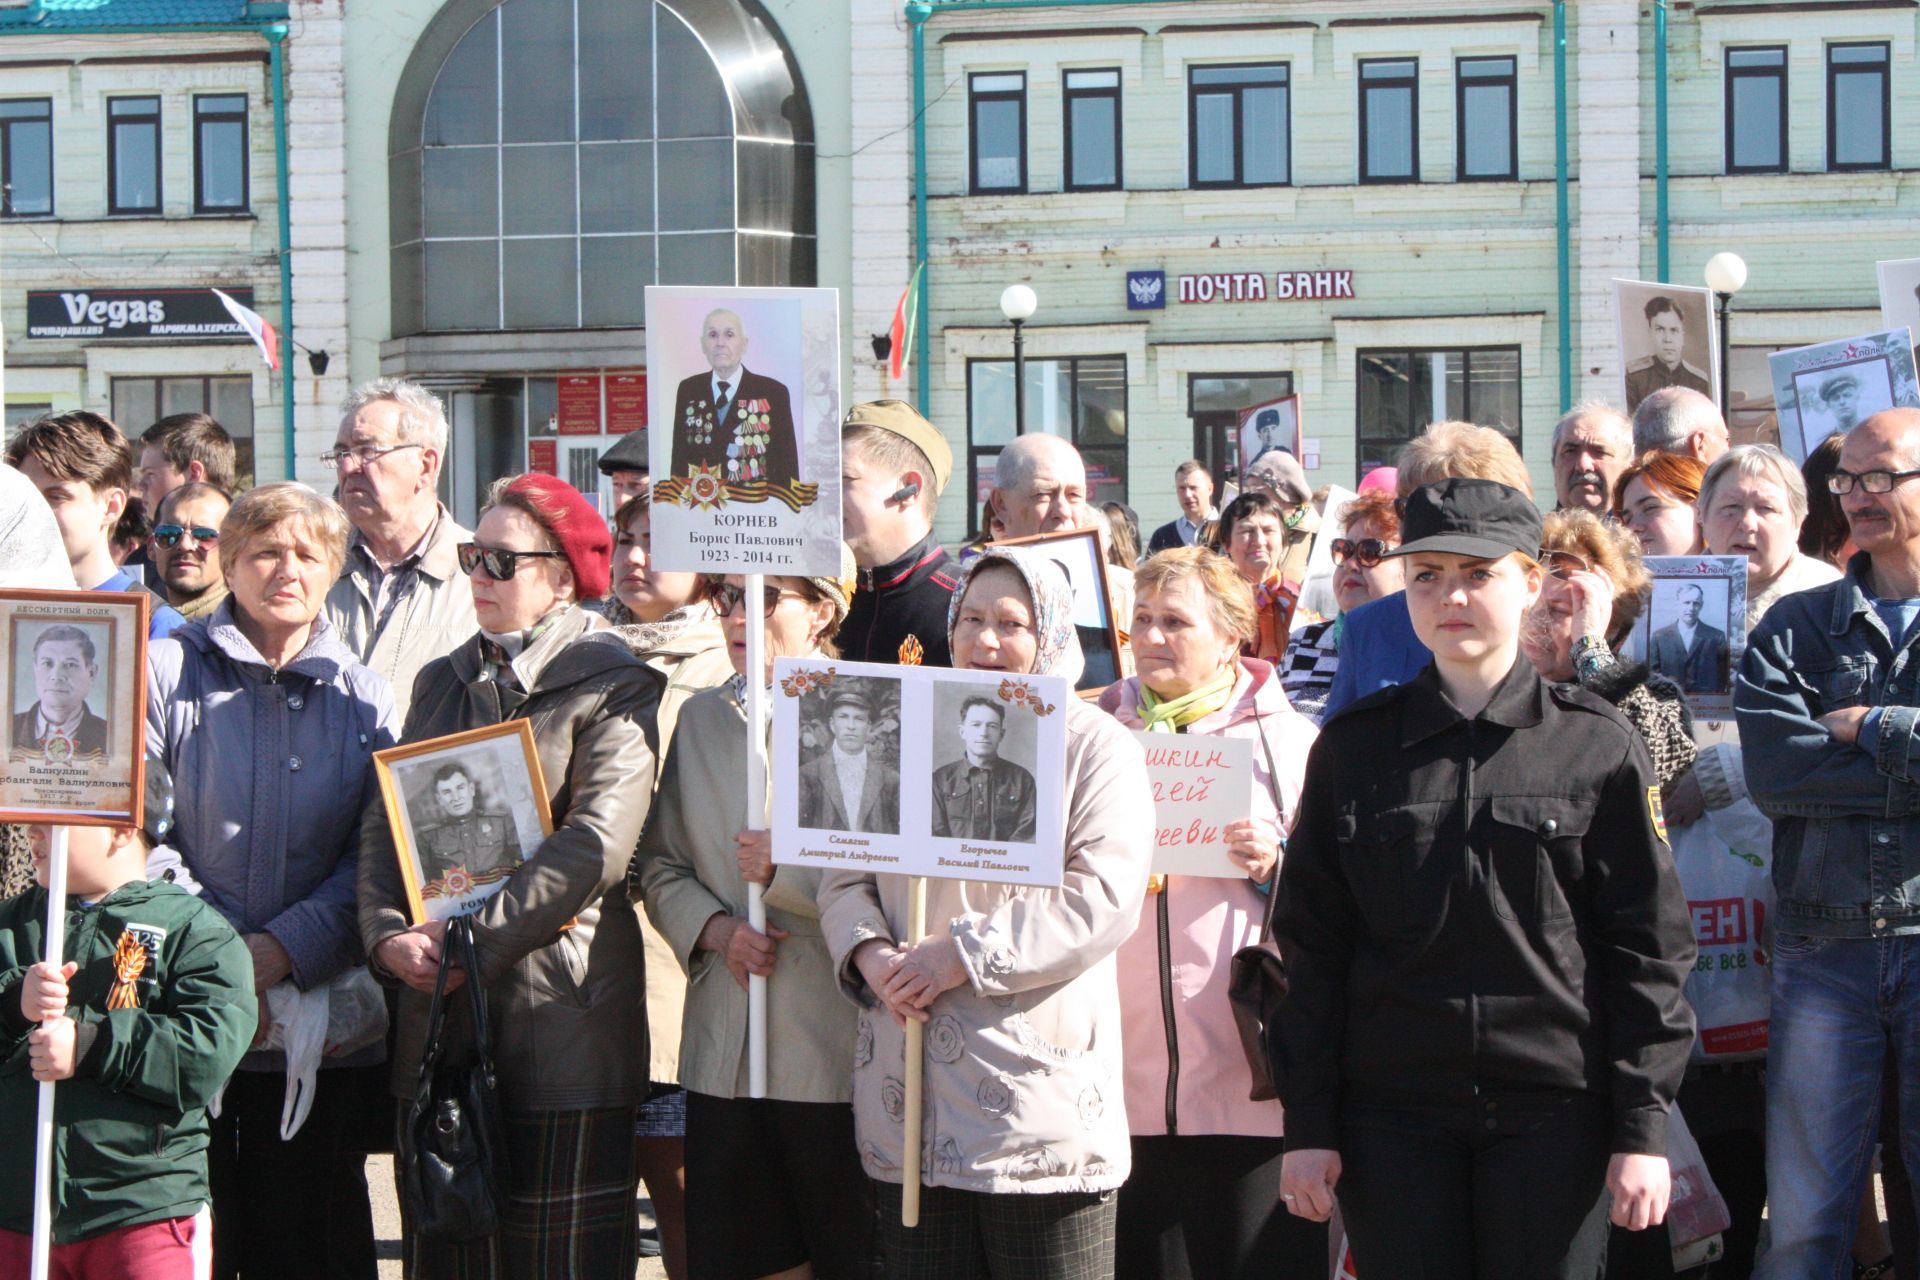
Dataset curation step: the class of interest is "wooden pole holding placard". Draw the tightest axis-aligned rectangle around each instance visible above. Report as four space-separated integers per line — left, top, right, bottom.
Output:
31 825 69 1280
901 875 928 1227
744 573 769 1100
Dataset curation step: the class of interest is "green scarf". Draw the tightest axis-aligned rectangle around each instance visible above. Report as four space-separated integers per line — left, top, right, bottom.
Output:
1136 666 1237 733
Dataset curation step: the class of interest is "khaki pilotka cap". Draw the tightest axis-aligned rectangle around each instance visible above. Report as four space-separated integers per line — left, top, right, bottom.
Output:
843 400 953 496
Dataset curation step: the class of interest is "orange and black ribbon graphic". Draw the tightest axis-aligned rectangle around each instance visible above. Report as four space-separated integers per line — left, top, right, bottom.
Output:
105 930 147 1010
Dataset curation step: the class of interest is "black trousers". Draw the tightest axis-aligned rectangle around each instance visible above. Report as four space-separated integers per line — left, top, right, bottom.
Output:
1604 1067 1766 1280
206 1065 380 1280
1115 1134 1325 1280
1337 1093 1613 1280
875 1181 1116 1280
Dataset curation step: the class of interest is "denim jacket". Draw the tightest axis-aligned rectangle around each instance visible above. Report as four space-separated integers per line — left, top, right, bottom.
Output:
1736 554 1920 938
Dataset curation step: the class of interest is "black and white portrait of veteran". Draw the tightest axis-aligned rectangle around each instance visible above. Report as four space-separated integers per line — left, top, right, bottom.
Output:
930 690 1037 842
415 761 519 879
668 307 799 499
10 622 110 764
796 683 901 835
1625 294 1712 412
1648 581 1732 696
1801 366 1896 438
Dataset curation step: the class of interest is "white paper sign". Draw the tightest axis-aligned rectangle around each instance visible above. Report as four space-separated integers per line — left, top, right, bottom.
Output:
1301 484 1360 586
771 658 1070 887
1133 730 1254 878
645 285 843 576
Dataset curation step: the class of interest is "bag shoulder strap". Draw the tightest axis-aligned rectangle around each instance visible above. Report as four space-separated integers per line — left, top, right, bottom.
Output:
453 917 497 1076
414 923 460 1086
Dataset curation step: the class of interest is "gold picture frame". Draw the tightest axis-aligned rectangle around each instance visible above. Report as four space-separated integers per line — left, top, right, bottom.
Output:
374 720 554 925
0 588 149 829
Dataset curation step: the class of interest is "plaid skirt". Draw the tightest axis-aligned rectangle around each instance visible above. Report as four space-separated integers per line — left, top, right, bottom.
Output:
402 1105 638 1280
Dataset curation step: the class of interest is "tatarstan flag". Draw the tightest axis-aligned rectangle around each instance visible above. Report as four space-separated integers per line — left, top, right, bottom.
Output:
889 262 924 383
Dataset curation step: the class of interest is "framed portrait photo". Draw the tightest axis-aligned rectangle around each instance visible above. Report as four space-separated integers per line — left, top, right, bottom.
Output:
987 527 1123 694
1612 278 1720 415
1235 395 1303 477
0 588 148 827
1768 328 1920 462
374 720 555 925
1634 556 1749 720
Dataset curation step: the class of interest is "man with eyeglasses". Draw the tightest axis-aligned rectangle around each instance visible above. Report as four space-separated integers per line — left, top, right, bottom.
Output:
321 377 476 722
149 481 230 622
1738 409 1920 1279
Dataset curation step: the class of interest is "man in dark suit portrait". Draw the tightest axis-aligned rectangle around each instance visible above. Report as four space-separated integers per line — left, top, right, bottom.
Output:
1625 296 1712 413
1649 582 1730 694
797 688 900 835
668 307 800 500
11 623 109 764
931 696 1037 842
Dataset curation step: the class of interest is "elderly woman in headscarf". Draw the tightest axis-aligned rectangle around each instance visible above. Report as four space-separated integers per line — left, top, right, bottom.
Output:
818 551 1155 1280
635 549 875 1280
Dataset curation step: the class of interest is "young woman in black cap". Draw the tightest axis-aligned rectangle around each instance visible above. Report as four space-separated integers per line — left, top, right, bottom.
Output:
1270 477 1697 1279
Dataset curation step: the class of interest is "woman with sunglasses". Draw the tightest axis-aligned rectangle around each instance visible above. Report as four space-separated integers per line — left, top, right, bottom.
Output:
360 474 662 1279
1212 491 1310 663
603 490 731 1280
635 552 876 1280
1613 450 1708 557
1274 478 1694 1280
1280 490 1403 723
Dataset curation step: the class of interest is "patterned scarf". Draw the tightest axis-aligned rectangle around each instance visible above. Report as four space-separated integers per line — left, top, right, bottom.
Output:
945 550 1084 684
173 583 228 622
1251 575 1300 662
609 602 716 657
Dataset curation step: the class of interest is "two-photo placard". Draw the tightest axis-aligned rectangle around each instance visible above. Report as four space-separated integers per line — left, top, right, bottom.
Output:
770 658 1070 887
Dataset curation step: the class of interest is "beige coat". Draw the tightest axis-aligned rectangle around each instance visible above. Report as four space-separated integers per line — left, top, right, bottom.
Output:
323 504 477 724
818 700 1153 1195
636 681 858 1104
606 611 734 1085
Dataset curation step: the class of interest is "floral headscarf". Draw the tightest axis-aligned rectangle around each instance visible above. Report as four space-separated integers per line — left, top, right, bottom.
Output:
946 549 1085 686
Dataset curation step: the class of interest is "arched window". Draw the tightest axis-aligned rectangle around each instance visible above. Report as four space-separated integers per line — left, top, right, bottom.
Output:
389 0 814 335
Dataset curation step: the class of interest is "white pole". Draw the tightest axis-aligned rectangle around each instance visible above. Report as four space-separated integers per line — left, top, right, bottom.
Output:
31 825 69 1280
744 573 768 1100
900 875 928 1227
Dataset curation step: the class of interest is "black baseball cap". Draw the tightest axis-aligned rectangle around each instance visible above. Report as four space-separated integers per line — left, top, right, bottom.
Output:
1385 478 1542 562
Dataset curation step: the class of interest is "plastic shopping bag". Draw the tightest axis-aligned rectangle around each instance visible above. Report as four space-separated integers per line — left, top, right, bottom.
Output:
1670 797 1775 1060
1666 1105 1733 1253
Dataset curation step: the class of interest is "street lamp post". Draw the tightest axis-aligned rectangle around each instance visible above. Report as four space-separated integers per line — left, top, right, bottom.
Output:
1704 252 1749 424
1000 284 1038 436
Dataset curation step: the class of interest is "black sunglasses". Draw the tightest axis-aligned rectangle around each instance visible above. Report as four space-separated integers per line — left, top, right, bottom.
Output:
1329 537 1391 568
711 582 800 618
152 523 219 549
456 542 569 580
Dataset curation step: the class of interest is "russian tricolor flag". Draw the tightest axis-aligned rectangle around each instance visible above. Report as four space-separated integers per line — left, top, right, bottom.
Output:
212 288 281 371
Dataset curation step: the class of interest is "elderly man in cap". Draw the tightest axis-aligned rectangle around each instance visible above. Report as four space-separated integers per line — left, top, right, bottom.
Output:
841 400 961 666
597 429 649 510
797 687 900 834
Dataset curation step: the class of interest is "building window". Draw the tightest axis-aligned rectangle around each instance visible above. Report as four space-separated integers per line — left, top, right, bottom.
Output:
1724 47 1787 174
0 100 51 218
1063 69 1120 192
965 355 1128 522
1188 64 1289 188
1456 57 1516 181
1356 347 1520 475
111 376 255 484
1828 42 1889 171
970 72 1027 193
1189 373 1294 484
194 94 249 213
108 97 161 215
393 0 814 335
1360 59 1419 183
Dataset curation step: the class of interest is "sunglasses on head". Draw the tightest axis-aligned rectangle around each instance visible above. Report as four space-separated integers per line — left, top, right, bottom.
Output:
1538 549 1592 580
456 542 569 580
1329 537 1391 568
152 524 219 549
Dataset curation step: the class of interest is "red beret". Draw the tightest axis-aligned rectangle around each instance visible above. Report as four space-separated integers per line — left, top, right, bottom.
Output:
503 474 612 600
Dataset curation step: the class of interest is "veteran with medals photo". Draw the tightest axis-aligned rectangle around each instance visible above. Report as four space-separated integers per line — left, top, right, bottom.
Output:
11 624 110 765
669 307 800 505
415 762 518 899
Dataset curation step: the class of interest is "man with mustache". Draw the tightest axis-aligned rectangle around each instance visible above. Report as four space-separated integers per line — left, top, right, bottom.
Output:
11 624 109 763
321 377 475 723
149 481 230 622
1552 403 1635 515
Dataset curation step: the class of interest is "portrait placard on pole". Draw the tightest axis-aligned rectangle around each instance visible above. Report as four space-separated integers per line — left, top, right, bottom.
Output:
644 286 843 577
1612 278 1719 415
0 588 148 827
771 658 1070 888
1627 555 1748 722
1132 730 1254 879
1767 328 1920 463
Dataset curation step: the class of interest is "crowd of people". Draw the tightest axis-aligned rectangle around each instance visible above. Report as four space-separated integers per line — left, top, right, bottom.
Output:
0 372 1918 1280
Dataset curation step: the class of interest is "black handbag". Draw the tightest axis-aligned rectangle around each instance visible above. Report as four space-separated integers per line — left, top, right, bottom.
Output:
1227 717 1289 1102
399 916 511 1243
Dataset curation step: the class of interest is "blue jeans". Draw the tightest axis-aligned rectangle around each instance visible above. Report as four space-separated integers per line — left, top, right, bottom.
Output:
1759 933 1920 1279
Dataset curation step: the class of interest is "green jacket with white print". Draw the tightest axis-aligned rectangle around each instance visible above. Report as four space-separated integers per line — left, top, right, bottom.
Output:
0 878 255 1242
